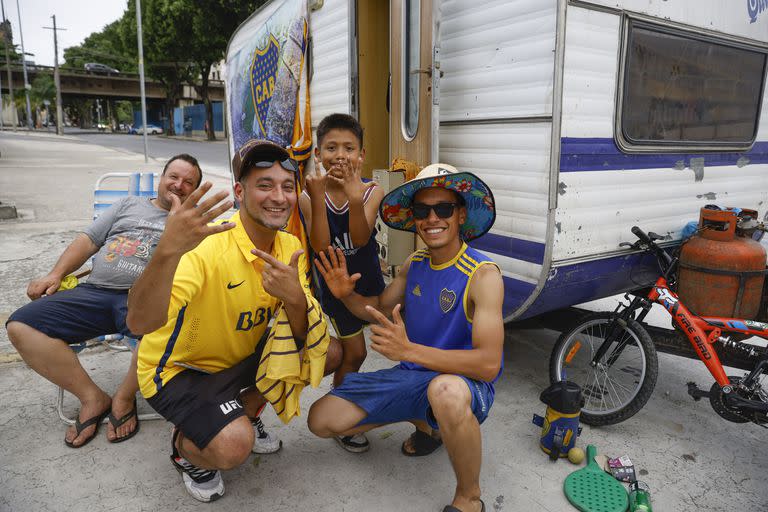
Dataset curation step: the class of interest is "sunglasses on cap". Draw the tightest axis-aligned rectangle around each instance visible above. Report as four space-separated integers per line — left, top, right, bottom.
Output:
245 158 298 174
411 202 459 220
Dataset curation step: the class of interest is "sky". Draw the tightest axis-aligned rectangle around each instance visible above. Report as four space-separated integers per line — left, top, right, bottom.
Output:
4 0 128 67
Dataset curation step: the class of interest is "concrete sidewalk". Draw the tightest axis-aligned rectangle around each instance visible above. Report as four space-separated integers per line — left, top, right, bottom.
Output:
0 133 766 512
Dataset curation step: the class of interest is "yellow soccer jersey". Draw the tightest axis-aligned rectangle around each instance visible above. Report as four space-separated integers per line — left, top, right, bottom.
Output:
137 211 313 399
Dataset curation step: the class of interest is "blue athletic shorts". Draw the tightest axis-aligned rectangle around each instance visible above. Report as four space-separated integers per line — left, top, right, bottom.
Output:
329 365 495 429
6 283 137 343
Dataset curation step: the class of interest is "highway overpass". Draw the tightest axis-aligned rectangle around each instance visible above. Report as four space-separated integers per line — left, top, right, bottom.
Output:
0 65 224 103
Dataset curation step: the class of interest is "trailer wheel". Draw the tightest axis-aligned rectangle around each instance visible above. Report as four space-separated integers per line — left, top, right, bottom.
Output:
549 312 658 426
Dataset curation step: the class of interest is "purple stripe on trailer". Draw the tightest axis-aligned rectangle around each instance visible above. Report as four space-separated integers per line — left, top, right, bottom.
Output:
560 138 768 172
470 233 546 264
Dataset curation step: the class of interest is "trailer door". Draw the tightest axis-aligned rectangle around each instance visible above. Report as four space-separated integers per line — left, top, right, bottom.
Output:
390 0 440 166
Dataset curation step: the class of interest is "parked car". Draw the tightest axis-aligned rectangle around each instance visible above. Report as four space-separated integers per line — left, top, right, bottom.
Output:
132 124 163 135
84 62 119 74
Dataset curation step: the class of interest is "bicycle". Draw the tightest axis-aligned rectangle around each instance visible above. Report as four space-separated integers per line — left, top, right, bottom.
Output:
549 226 768 427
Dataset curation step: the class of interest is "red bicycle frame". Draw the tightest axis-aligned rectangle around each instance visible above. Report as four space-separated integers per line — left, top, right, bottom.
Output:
648 277 768 387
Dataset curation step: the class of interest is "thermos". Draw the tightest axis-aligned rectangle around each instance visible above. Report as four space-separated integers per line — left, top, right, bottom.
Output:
532 381 583 460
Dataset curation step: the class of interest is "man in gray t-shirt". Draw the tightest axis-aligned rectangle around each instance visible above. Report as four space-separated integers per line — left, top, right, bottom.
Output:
85 196 170 289
6 154 202 448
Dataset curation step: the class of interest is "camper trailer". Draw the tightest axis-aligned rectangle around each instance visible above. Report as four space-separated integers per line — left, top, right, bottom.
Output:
225 0 768 321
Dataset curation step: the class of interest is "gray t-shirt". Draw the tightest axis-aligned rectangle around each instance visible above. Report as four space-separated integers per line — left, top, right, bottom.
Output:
83 196 168 289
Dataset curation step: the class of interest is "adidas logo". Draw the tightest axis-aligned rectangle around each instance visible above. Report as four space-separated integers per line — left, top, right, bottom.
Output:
412 285 421 296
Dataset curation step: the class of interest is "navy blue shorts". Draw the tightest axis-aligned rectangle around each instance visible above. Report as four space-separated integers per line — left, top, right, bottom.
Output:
6 283 136 343
326 303 366 339
329 366 495 429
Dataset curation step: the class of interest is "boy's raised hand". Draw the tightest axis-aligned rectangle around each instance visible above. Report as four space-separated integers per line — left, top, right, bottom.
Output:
314 246 361 299
305 153 328 197
329 156 372 200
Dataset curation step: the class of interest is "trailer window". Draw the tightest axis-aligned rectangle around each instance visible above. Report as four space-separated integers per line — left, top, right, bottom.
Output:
402 0 420 140
619 22 767 150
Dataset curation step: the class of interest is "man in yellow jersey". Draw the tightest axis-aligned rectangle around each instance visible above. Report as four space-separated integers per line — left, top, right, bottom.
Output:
127 140 334 503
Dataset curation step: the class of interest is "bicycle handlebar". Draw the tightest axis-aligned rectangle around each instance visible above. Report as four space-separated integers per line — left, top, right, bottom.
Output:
631 225 674 276
631 226 653 246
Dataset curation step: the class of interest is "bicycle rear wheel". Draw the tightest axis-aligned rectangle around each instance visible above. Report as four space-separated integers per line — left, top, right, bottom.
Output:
549 312 658 426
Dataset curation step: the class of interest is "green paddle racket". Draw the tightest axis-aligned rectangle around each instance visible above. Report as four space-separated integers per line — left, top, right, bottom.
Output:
564 445 628 512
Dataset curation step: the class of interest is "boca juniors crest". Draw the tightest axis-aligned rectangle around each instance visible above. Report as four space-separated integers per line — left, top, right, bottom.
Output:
226 0 312 154
250 34 280 138
439 288 457 313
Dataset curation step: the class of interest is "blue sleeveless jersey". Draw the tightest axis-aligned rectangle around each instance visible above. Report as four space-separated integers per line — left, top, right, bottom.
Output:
401 244 502 382
316 182 385 313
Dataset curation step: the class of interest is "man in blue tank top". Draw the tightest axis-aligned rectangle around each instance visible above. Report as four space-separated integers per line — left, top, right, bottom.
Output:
309 164 503 512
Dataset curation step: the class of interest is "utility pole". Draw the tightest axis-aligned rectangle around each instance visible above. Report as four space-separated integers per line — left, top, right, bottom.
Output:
136 0 149 162
0 53 4 129
0 0 15 130
43 15 64 135
14 0 31 129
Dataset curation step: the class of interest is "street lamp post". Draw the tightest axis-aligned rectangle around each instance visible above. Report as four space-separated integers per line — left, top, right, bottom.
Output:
0 0 15 130
136 0 149 163
14 0 32 129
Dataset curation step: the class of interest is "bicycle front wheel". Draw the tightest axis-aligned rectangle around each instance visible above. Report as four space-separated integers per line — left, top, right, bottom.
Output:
549 312 658 426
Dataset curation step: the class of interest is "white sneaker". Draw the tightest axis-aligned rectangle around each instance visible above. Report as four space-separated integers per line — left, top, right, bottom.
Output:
335 433 370 453
170 428 225 502
252 416 282 454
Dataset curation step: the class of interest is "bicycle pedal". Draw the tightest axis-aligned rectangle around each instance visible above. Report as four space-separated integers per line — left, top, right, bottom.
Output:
686 381 710 401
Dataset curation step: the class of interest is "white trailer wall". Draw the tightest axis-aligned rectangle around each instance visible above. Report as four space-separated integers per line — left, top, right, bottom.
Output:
439 0 558 293
308 0 353 124
554 4 768 264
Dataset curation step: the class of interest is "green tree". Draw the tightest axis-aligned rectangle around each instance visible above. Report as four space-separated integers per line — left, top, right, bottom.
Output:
66 98 94 128
116 100 134 125
121 0 194 136
31 73 55 124
63 18 136 73
187 0 265 140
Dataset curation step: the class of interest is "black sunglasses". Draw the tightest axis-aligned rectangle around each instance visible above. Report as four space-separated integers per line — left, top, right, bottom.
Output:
247 158 298 174
411 202 459 220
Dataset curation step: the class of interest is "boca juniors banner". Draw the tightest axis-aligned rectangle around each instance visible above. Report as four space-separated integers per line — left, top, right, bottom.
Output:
225 0 312 245
225 0 312 166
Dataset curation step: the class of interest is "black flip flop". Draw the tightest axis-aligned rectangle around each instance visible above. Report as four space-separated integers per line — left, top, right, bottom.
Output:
401 428 442 457
64 408 110 448
107 399 140 444
442 499 485 512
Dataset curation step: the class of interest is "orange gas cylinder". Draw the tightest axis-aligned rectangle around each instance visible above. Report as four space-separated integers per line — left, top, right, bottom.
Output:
677 208 766 319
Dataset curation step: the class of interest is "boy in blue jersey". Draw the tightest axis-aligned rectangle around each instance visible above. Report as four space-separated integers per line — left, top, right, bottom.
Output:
299 113 385 453
308 164 504 512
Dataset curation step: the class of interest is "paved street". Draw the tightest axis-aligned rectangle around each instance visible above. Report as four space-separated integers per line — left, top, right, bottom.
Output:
0 132 766 512
68 131 231 177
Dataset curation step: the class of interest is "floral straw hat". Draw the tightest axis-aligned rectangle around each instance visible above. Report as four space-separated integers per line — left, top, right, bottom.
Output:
379 163 496 242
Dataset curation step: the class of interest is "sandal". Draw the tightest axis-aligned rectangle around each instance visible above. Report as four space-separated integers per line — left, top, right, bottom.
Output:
107 399 140 444
401 428 442 457
442 499 485 512
64 407 110 448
